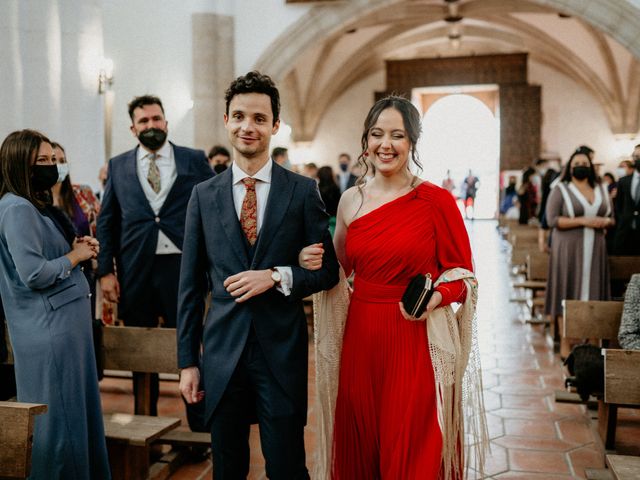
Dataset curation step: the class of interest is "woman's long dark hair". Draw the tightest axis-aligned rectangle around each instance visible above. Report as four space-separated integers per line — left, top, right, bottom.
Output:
0 129 52 209
560 149 597 188
51 142 76 219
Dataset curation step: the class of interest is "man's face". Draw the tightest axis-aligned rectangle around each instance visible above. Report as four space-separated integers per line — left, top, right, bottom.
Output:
224 93 279 159
130 104 168 138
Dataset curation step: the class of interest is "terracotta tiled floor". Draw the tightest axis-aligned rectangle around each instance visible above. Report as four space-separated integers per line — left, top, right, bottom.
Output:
99 220 640 479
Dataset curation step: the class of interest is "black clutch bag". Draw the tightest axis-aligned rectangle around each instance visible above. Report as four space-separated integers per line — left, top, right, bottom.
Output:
401 273 434 318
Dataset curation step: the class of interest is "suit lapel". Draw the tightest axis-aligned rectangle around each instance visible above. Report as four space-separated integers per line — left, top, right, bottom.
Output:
124 147 155 216
214 170 250 269
251 163 296 268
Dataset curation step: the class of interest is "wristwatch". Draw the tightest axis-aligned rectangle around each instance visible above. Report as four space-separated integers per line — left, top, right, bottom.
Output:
270 268 282 287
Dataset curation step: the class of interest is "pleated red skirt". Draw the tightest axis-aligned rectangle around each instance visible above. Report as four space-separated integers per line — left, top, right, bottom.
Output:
331 277 443 479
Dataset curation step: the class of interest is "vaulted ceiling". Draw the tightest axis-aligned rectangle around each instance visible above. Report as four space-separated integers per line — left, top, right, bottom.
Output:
260 0 640 142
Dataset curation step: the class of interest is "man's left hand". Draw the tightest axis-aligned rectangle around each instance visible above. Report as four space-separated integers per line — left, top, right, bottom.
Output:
224 270 274 303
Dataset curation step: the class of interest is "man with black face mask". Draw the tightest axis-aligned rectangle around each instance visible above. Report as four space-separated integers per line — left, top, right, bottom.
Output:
96 95 213 426
613 144 640 255
337 152 357 194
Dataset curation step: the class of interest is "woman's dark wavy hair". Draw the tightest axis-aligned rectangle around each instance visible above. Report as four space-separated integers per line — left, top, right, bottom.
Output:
355 95 423 188
560 148 598 188
224 71 280 125
0 129 52 209
51 142 76 218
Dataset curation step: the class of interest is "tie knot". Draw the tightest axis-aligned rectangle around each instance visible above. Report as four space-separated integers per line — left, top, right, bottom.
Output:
242 177 257 190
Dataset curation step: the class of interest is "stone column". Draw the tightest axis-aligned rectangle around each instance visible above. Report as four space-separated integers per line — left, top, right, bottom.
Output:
192 13 235 152
0 0 23 135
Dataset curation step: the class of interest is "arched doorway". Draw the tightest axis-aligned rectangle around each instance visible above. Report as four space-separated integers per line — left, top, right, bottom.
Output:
417 93 500 219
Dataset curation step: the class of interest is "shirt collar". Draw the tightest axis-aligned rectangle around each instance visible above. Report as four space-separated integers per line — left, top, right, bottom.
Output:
137 140 171 161
232 159 273 185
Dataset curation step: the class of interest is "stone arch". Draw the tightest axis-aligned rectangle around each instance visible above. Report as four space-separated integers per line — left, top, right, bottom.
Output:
254 0 640 82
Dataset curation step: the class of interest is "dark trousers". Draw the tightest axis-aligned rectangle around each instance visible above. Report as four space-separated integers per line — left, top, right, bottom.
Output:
126 255 206 431
210 329 309 480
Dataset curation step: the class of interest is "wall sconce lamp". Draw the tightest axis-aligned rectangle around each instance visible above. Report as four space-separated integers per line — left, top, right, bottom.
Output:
98 58 114 94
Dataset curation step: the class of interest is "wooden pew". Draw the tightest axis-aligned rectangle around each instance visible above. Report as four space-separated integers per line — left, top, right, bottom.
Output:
609 256 640 283
0 401 47 479
606 454 640 480
600 349 640 450
102 325 179 415
556 301 623 436
101 326 209 479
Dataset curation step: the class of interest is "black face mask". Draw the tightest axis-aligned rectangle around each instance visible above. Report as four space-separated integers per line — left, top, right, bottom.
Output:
31 165 59 191
213 163 227 174
572 166 590 180
339 163 348 172
635 158 640 172
138 128 167 151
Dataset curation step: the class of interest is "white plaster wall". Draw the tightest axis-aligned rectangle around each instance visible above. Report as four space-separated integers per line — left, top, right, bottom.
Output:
302 70 386 167
102 1 216 160
529 60 624 169
0 0 105 190
231 0 312 75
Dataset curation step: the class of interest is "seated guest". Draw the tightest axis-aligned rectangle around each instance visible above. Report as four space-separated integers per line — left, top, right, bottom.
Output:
517 167 537 225
208 144 231 173
0 129 110 479
619 273 640 350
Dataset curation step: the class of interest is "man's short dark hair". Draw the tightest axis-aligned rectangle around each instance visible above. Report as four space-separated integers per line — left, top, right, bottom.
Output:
225 71 280 124
339 153 351 161
208 145 230 159
128 95 165 122
271 147 287 158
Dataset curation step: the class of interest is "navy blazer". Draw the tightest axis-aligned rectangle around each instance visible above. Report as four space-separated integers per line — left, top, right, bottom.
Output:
177 162 339 423
96 143 212 319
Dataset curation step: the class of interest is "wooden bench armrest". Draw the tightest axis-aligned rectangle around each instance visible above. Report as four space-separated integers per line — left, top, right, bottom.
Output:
604 349 640 406
0 401 47 478
606 454 640 480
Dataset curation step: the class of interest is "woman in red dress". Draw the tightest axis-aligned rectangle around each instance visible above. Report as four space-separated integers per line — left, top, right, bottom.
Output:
306 96 474 479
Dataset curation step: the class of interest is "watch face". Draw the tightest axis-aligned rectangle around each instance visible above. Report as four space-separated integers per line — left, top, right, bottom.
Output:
271 270 282 282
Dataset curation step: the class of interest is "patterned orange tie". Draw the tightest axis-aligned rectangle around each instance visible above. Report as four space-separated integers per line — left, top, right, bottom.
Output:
241 178 258 245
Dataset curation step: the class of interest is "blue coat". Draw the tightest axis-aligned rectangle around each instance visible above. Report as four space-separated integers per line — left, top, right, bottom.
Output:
96 143 212 321
177 162 339 423
0 193 110 479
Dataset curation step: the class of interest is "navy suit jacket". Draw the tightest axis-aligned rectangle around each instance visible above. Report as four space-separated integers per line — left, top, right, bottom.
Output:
177 162 339 423
96 143 213 320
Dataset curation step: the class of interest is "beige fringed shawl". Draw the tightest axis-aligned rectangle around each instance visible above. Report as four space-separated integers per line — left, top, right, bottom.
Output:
312 267 488 480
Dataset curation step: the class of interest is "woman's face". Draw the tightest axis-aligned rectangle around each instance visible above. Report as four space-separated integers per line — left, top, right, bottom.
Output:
53 146 66 164
367 107 410 177
33 142 55 166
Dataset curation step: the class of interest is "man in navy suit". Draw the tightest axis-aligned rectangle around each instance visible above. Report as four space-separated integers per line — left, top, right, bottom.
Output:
96 95 213 417
177 72 339 479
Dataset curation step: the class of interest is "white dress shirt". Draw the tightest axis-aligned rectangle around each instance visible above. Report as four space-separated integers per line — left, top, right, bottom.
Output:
231 160 293 295
136 142 181 254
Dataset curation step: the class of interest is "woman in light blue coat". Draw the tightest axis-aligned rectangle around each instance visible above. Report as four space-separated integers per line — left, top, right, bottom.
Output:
0 130 110 479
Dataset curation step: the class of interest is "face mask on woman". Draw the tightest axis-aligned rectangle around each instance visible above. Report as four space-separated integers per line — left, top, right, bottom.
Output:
616 167 627 178
572 166 590 181
31 165 59 191
57 163 69 183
